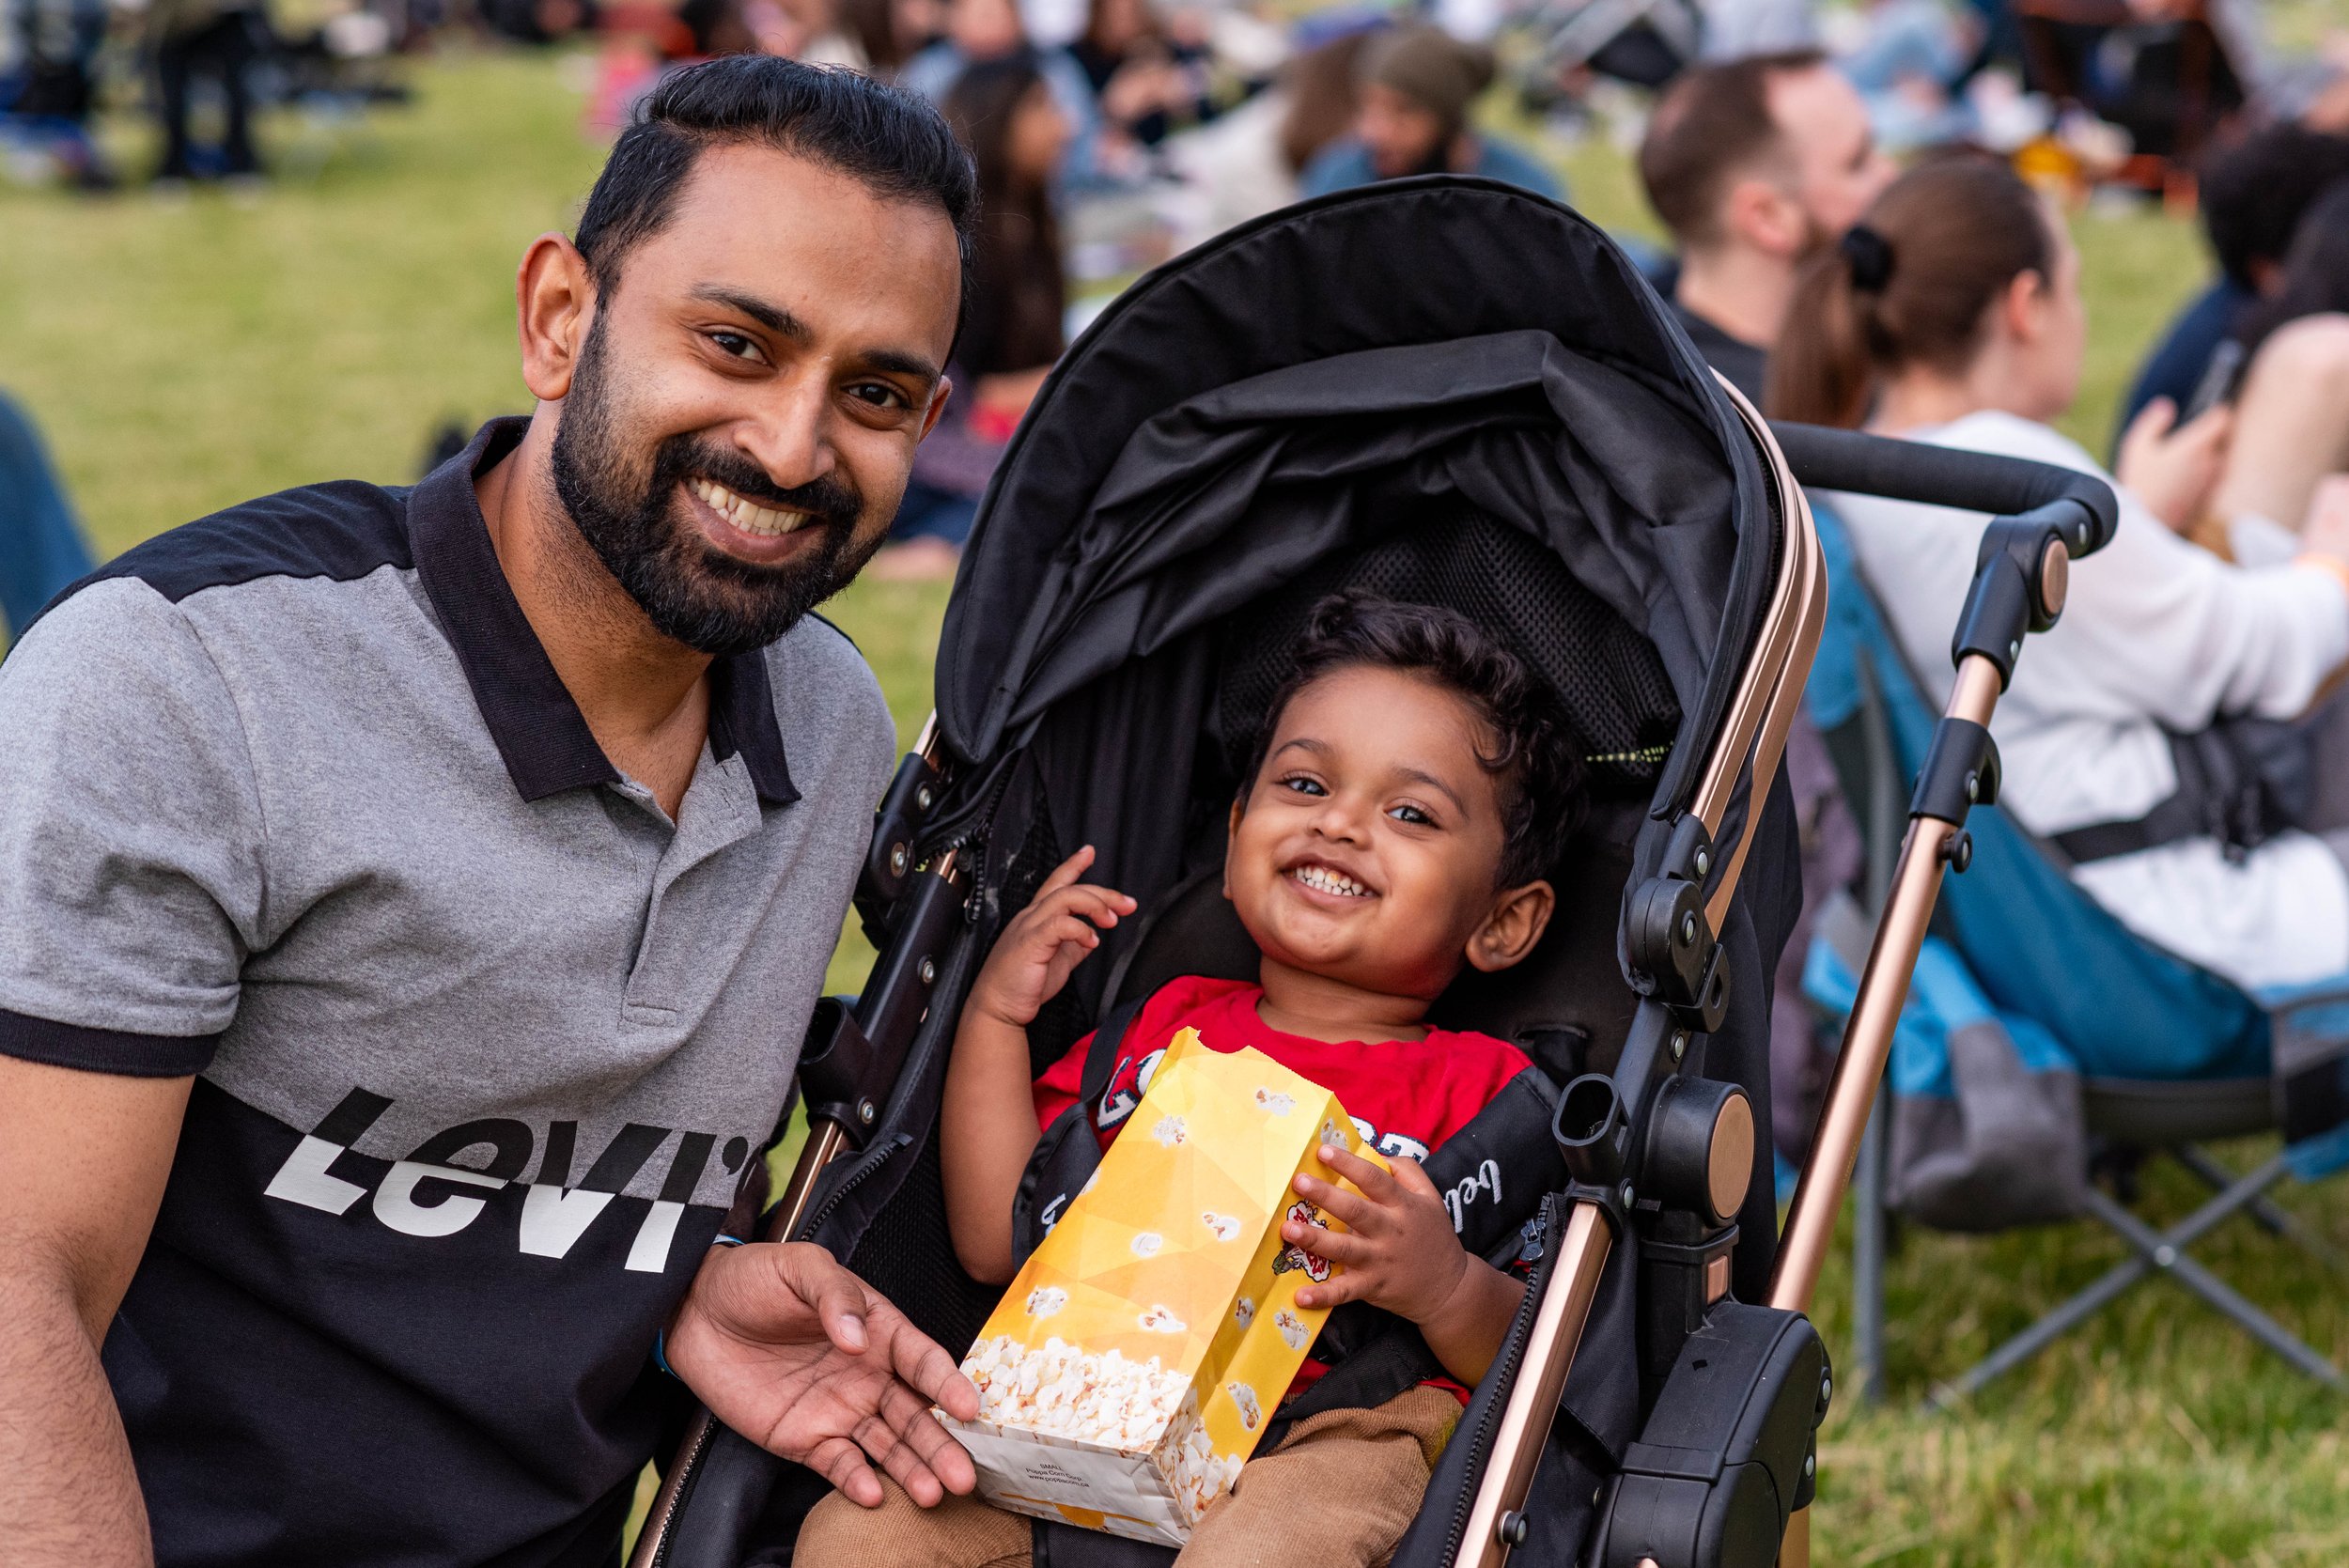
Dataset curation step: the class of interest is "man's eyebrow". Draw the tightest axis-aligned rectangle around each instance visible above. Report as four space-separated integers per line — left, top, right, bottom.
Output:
855 346 945 386
690 285 811 342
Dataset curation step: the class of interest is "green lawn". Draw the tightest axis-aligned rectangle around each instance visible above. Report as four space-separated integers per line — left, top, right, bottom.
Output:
6 44 2344 1566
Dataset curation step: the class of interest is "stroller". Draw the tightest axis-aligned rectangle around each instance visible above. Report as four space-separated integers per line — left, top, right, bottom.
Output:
629 179 2119 1568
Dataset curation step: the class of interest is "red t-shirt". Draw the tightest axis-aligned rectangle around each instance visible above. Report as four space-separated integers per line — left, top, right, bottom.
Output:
1033 976 1532 1406
1034 975 1532 1159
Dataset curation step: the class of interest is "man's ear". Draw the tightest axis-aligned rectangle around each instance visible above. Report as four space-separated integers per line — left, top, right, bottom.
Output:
1724 175 1804 259
1464 878 1556 974
919 375 956 442
517 233 596 404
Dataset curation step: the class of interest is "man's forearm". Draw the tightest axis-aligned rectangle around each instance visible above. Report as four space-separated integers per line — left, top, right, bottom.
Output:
0 1267 151 1568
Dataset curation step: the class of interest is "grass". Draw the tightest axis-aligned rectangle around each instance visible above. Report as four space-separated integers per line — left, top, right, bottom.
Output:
5 44 2344 1565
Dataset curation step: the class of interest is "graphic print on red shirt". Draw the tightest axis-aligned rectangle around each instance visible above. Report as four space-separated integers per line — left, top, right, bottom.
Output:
1033 975 1532 1160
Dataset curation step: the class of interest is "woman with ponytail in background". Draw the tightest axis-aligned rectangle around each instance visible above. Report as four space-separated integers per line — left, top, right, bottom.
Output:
1770 156 2349 1003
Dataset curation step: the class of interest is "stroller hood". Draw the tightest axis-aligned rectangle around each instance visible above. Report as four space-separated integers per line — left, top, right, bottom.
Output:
936 177 1781 826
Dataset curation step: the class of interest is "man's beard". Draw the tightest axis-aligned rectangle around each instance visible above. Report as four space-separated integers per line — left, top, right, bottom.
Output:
549 318 889 659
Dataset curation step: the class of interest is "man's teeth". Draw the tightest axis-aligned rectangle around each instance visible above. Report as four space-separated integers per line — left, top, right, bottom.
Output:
691 477 814 537
1290 864 1369 898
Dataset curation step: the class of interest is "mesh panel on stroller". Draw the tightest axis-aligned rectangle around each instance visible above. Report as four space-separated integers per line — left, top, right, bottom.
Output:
641 177 1830 1568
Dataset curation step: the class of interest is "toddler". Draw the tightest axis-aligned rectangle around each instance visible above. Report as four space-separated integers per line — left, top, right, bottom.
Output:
799 593 1585 1565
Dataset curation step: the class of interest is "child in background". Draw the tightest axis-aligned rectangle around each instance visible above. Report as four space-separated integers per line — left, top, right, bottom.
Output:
797 593 1587 1566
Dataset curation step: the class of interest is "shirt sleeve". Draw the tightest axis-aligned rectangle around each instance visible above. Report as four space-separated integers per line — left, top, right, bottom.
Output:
0 580 268 1073
1942 415 2349 730
1031 1029 1097 1131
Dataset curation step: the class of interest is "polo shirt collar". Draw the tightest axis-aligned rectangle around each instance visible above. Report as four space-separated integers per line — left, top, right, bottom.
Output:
408 418 801 809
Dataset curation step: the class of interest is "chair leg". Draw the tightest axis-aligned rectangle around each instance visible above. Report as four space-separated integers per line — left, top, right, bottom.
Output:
2080 1184 2346 1389
1852 1086 1889 1404
1930 1152 2343 1406
2168 1144 2347 1269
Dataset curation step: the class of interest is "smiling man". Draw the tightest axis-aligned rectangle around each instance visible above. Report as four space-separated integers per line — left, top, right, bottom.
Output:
0 59 985 1568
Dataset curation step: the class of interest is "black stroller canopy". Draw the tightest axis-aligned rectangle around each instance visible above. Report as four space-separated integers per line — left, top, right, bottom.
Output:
937 177 1782 824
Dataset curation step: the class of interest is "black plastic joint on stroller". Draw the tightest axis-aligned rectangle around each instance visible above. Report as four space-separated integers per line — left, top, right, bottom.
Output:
625 179 2122 1568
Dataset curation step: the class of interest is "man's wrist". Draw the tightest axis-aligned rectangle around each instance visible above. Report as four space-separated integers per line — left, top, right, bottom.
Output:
655 1234 752 1379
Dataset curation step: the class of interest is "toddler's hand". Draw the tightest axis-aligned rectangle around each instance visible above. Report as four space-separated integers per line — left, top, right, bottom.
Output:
1283 1145 1468 1326
966 846 1137 1031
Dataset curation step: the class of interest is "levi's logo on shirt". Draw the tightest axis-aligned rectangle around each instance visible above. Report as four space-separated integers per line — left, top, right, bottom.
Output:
261 1087 752 1273
1091 1047 1433 1164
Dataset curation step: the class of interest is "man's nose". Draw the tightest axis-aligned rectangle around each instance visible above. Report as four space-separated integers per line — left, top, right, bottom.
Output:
737 373 837 490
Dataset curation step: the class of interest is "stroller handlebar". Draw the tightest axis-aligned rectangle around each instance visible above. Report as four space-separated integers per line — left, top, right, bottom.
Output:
1768 421 2121 557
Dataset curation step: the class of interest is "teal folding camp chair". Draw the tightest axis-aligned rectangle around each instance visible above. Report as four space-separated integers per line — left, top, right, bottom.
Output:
1807 500 2349 1405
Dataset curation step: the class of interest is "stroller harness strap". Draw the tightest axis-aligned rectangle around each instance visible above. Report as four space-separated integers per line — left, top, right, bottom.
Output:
1008 985 1568 1455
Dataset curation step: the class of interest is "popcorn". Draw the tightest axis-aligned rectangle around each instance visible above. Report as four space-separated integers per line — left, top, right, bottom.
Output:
943 1031 1384 1546
1224 1381 1261 1431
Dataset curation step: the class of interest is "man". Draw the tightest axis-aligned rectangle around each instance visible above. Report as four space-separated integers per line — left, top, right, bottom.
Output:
0 58 985 1566
1636 50 1893 402
2115 122 2349 444
1299 23 1563 200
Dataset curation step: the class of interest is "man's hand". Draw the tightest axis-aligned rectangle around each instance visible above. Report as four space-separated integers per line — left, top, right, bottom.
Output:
1283 1145 1525 1387
662 1240 981 1508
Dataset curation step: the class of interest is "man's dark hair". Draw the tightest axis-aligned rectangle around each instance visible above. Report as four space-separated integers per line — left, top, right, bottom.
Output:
1638 49 1827 249
1243 593 1587 888
573 56 980 316
2200 123 2349 289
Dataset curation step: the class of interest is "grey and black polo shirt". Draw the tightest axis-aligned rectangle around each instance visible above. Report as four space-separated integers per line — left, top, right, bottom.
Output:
0 419 895 1566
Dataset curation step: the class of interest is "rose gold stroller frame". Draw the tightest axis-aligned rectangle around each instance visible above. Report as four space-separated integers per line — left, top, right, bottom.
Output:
1455 399 2114 1568
1455 382 1827 1568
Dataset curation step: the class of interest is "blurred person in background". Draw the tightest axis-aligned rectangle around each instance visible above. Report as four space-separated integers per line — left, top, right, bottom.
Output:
876 50 1069 579
1160 22 1369 248
1298 23 1559 199
836 0 941 76
0 391 95 636
900 0 1099 182
2209 183 2349 543
2116 123 2349 442
1772 157 2349 995
1067 0 1214 152
147 0 268 185
1637 49 1893 403
0 0 115 188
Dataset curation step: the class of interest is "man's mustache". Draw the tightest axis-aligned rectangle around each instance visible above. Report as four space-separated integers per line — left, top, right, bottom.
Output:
654 438 864 532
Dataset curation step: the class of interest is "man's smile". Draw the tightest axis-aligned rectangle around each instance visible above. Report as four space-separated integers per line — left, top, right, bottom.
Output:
688 476 820 538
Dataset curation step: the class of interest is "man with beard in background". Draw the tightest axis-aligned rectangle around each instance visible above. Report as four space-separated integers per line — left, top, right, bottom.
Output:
1637 50 1893 403
0 58 989 1568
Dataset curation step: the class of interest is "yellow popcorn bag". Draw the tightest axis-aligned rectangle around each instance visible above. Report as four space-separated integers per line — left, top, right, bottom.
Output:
943 1027 1382 1545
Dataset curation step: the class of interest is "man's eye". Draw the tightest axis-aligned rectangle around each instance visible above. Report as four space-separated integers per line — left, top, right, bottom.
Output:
707 331 762 361
1278 776 1326 797
848 381 910 411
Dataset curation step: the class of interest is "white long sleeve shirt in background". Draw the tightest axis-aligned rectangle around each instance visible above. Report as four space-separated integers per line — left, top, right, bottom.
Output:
1829 411 2349 990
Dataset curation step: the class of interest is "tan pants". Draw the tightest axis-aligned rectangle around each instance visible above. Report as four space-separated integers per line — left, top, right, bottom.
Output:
796 1385 1461 1568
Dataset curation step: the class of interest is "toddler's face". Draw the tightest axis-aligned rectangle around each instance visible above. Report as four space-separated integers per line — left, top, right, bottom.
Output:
1224 665 1525 1001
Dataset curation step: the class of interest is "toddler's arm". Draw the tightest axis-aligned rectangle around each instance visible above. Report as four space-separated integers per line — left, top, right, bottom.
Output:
1285 1147 1526 1386
941 846 1136 1285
